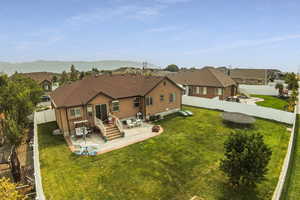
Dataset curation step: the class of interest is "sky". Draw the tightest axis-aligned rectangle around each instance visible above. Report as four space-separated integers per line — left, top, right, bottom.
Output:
0 0 299 71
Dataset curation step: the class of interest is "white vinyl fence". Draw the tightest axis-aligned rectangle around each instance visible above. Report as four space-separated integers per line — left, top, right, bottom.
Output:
33 112 46 200
239 84 279 96
182 96 295 124
35 109 56 124
33 110 56 200
272 108 297 200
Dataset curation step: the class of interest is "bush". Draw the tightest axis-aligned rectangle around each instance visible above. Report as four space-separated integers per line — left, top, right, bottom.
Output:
220 131 272 187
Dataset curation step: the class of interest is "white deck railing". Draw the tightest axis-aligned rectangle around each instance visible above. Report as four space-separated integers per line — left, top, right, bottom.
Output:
110 114 124 133
94 117 106 136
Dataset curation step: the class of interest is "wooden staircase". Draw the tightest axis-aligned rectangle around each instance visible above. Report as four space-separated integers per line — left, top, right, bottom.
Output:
104 124 122 141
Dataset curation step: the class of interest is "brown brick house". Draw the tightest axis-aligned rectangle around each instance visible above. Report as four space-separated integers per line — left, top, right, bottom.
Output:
50 74 183 137
168 67 237 100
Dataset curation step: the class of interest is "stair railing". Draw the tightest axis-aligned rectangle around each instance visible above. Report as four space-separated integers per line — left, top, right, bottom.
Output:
94 117 106 136
110 114 124 135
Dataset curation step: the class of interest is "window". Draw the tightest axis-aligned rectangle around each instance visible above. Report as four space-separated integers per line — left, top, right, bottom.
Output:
169 93 176 103
112 101 120 112
146 96 153 106
196 86 200 94
160 95 164 101
44 84 49 91
70 107 81 118
217 88 223 95
133 97 140 107
202 87 207 95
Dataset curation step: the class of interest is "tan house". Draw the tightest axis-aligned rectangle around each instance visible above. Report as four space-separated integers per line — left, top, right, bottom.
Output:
50 74 183 139
20 72 59 92
168 67 237 100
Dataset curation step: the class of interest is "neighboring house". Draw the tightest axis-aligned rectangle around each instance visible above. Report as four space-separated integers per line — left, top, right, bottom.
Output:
19 72 59 92
168 67 237 100
50 74 183 136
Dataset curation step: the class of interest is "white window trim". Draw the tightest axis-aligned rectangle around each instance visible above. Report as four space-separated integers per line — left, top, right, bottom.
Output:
70 107 81 118
112 100 120 112
203 87 207 95
217 88 223 95
146 96 153 106
196 86 200 94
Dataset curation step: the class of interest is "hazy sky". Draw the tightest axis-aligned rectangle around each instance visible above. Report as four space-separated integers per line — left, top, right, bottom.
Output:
0 0 299 71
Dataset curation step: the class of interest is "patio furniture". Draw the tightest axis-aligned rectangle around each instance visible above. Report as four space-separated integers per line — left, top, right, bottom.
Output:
184 110 193 116
136 119 143 127
179 110 189 117
126 119 135 128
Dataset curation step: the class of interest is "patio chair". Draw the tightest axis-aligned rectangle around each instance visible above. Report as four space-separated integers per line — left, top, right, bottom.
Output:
136 118 142 127
126 119 135 128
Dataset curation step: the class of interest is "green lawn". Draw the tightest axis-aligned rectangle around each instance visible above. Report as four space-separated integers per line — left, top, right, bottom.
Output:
38 107 290 200
251 95 289 111
282 115 300 200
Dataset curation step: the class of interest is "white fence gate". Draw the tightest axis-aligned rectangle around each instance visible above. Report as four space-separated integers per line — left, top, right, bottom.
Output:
35 109 56 124
182 96 295 124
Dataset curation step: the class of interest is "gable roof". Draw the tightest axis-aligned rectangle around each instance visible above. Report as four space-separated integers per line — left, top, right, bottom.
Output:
229 69 267 80
50 74 180 108
168 67 236 87
20 72 58 84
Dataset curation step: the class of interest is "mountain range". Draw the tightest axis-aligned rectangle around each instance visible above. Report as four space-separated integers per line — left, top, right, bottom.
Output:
0 60 157 75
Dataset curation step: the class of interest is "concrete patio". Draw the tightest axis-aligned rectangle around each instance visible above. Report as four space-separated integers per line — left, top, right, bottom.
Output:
67 123 163 155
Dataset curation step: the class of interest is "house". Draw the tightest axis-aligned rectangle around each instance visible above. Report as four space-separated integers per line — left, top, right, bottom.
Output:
50 74 183 137
168 67 237 100
19 72 59 92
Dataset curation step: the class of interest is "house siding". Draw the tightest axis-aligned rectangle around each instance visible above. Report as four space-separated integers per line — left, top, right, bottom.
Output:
187 85 236 100
145 79 182 117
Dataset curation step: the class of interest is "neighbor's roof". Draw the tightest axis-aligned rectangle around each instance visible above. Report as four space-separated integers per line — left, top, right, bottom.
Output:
168 67 236 87
50 74 180 108
229 69 267 80
20 72 58 84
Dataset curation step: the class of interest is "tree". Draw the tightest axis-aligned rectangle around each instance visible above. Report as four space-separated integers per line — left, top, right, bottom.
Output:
0 177 25 200
52 75 58 83
220 131 272 187
91 67 99 74
60 71 68 85
70 65 78 81
275 83 284 96
0 74 42 145
165 64 179 72
285 72 298 90
79 71 85 80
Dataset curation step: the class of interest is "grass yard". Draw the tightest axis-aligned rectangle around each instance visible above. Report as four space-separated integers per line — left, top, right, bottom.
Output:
38 106 290 200
282 115 300 200
251 95 289 111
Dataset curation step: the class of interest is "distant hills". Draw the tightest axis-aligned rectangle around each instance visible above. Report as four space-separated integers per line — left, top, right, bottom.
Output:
0 60 157 75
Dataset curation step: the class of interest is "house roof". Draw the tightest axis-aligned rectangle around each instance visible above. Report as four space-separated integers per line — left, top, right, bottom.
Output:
20 72 58 84
168 67 236 87
50 74 180 108
229 69 267 80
